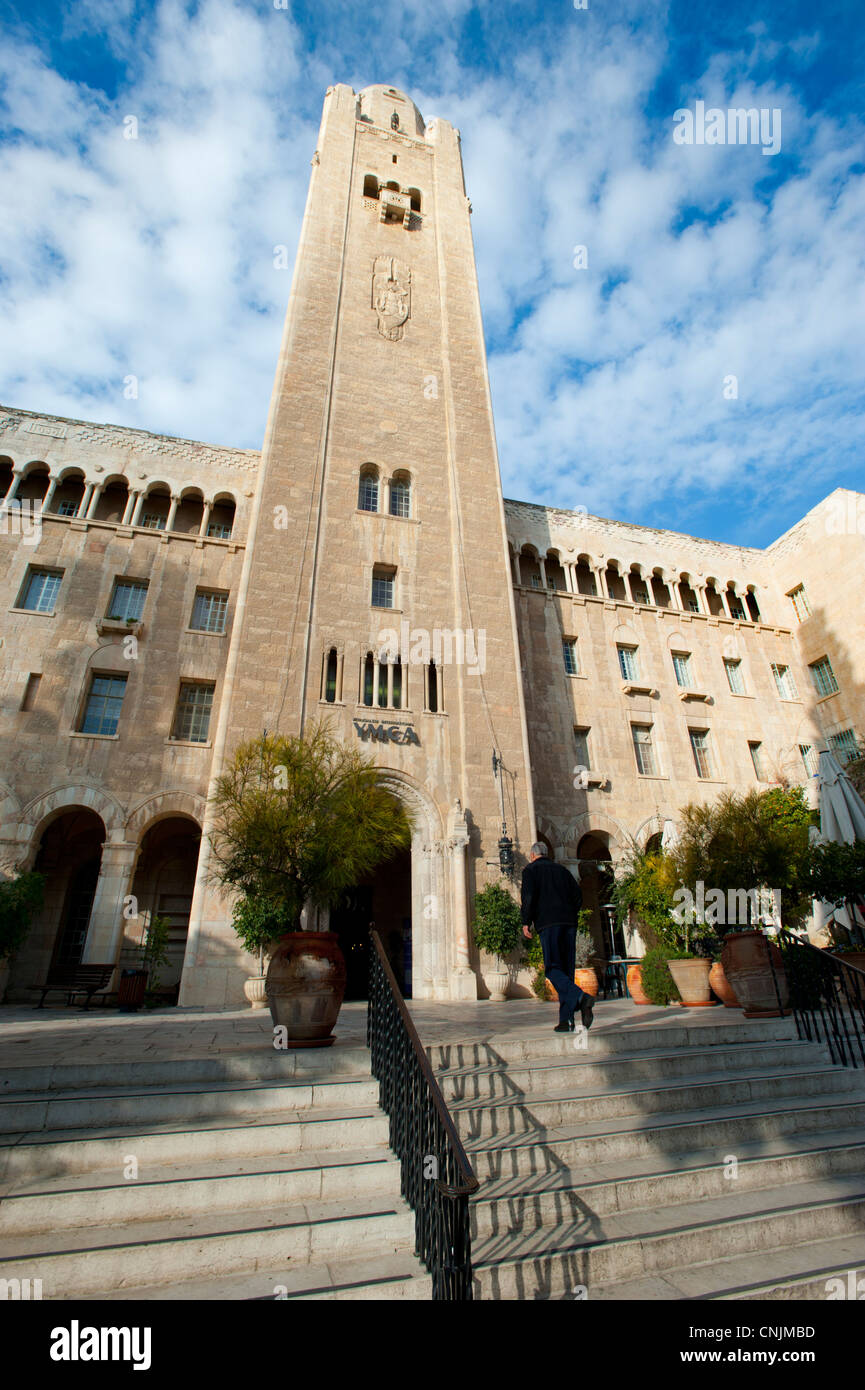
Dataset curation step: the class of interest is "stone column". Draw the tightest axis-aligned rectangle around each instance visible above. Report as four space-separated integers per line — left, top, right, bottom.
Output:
1 470 23 511
512 551 522 585
564 562 575 594
85 484 103 519
538 556 548 589
694 581 708 615
165 495 180 532
199 501 213 538
81 842 140 968
594 564 608 598
447 801 476 999
40 477 59 514
77 483 94 518
129 492 145 527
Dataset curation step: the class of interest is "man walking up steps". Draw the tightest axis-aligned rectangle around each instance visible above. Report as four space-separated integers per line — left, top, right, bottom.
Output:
521 843 595 1034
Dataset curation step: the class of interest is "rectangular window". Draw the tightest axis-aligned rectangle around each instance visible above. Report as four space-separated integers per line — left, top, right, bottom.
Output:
79 674 128 737
672 652 692 688
172 682 215 743
631 723 656 776
724 658 745 694
810 656 839 697
57 499 78 517
107 579 148 623
749 741 768 781
689 728 712 778
574 726 591 769
771 663 798 700
141 512 167 531
371 569 395 608
206 521 232 539
563 639 579 675
190 589 228 634
799 743 818 776
728 593 746 620
788 585 811 623
618 645 639 681
21 673 42 711
830 729 860 765
531 574 542 589
18 567 63 613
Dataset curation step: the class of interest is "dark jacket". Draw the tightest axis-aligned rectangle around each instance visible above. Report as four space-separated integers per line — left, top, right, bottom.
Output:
520 857 583 932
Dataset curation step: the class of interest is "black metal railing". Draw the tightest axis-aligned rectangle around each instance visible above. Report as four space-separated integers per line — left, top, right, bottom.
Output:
771 928 865 1068
366 928 479 1300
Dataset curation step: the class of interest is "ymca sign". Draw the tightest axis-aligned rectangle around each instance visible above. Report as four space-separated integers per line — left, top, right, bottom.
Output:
353 719 420 746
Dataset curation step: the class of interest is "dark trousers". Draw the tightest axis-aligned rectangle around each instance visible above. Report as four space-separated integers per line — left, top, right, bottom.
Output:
540 923 585 1025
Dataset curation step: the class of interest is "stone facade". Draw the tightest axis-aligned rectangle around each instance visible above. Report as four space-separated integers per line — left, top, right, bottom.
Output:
0 84 862 1006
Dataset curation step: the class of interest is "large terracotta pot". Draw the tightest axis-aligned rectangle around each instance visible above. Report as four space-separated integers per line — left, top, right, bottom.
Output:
667 957 716 1007
265 931 346 1046
720 931 789 1018
626 963 651 1005
709 960 739 1008
546 967 599 1002
831 951 865 974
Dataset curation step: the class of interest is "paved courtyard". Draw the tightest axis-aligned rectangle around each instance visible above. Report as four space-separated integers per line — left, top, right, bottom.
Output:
0 994 796 1074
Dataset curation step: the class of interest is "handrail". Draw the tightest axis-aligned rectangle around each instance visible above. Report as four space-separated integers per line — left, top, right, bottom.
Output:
771 928 865 1069
366 927 479 1300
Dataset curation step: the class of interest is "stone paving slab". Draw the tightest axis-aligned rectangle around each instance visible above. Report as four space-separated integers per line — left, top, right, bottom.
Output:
0 996 797 1072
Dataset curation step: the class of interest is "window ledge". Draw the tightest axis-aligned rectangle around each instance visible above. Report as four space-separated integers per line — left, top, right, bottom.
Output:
622 682 657 697
70 732 119 741
729 692 754 699
98 617 143 637
815 690 840 704
9 606 55 617
566 671 587 680
165 737 212 748
635 773 669 781
184 627 227 638
678 690 711 702
355 509 419 525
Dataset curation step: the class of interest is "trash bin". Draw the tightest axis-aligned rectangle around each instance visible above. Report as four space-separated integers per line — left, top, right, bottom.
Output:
118 968 147 1013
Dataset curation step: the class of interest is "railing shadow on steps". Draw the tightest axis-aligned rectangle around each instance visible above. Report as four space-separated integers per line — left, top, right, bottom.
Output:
366 927 479 1300
771 929 865 1069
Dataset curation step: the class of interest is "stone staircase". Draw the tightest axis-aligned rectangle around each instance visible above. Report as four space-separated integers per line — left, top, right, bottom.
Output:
432 1017 865 1300
0 1047 431 1300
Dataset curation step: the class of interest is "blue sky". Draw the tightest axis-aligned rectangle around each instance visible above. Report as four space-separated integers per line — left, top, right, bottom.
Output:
0 0 863 547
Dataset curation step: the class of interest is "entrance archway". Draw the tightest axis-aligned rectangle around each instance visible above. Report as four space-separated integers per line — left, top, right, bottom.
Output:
331 843 412 999
122 816 202 1003
576 832 616 956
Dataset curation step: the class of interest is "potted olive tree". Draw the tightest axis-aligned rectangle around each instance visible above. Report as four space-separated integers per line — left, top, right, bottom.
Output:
472 882 523 1001
209 723 410 1045
232 896 294 1009
0 871 44 1004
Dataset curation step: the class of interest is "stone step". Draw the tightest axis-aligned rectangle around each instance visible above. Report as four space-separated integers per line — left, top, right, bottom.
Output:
0 1046 375 1097
429 1017 797 1071
0 1147 403 1235
83 1252 433 1301
0 1107 390 1181
439 1040 831 1101
472 1184 865 1298
0 1194 417 1297
0 1074 380 1134
572 1233 865 1301
450 1065 862 1138
464 1095 865 1174
471 1137 865 1236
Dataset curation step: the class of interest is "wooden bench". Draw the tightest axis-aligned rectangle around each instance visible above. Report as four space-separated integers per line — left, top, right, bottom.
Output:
33 965 115 1010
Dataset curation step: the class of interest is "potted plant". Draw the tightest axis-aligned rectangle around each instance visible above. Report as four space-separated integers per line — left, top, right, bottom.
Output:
0 871 44 1003
638 946 681 1006
119 914 169 1012
472 882 523 1001
611 843 679 1003
574 911 600 997
232 895 293 1009
209 723 410 1045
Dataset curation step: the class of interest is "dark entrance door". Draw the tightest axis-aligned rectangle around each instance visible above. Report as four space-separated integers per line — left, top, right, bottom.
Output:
330 884 374 1000
331 847 412 1000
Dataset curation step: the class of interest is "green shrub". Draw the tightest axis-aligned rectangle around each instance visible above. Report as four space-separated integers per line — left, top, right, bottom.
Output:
472 882 523 961
0 872 45 962
639 946 682 1006
573 930 594 967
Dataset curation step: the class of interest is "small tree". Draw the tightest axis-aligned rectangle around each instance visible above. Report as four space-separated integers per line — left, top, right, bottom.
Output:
611 844 679 951
231 895 295 974
810 841 865 948
472 883 523 963
141 914 170 996
209 723 411 935
0 872 45 963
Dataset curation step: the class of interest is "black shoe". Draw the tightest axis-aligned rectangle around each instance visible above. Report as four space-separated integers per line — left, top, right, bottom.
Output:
553 1020 575 1033
580 995 595 1031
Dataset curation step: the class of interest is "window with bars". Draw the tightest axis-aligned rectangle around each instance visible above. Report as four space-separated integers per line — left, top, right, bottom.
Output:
206 521 232 539
829 729 861 765
672 652 693 688
389 478 410 518
618 645 639 681
57 499 78 517
574 726 591 769
724 658 745 694
18 567 63 613
799 743 818 776
810 656 839 697
371 568 395 608
788 585 811 623
771 663 798 700
142 512 167 531
107 579 147 623
563 639 579 675
190 589 228 634
79 674 128 736
358 473 379 513
749 741 768 781
689 728 712 778
172 682 215 743
631 724 656 775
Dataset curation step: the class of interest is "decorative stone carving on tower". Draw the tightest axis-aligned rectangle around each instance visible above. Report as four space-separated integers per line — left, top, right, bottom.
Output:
372 255 411 340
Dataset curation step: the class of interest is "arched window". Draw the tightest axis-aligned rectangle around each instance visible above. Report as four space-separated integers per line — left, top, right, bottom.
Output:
428 660 438 714
358 468 379 513
363 652 374 707
407 187 422 213
324 648 338 703
363 174 379 199
389 473 411 518
746 590 760 622
392 657 402 710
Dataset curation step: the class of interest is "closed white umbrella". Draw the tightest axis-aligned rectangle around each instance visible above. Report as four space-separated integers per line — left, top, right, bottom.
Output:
816 750 865 941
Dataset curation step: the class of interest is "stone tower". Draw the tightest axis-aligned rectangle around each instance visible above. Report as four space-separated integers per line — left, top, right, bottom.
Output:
179 84 535 1007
